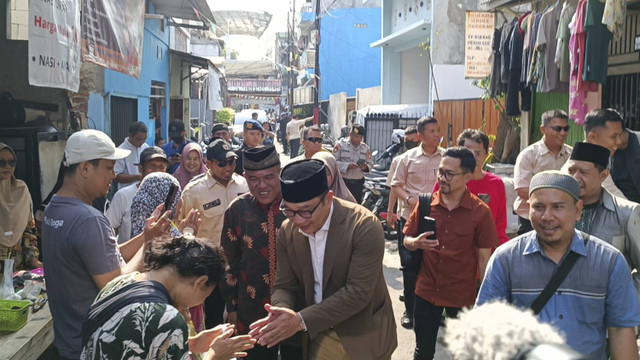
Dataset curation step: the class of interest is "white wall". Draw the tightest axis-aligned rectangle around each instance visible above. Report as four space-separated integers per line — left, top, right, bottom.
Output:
400 46 430 104
388 0 432 35
356 86 381 110
432 64 484 100
329 92 347 137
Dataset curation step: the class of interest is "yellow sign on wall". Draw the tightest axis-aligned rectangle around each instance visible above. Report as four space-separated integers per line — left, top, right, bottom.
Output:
464 11 495 79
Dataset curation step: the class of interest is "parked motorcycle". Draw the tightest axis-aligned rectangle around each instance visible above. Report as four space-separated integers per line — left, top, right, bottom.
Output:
372 129 405 171
362 150 396 240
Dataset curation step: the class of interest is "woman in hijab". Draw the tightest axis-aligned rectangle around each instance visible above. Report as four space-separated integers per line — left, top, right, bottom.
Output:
172 143 207 189
312 152 357 203
0 143 41 275
130 172 182 238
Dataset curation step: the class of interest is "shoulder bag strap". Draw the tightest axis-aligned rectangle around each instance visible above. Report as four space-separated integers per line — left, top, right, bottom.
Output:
530 233 590 314
418 192 432 218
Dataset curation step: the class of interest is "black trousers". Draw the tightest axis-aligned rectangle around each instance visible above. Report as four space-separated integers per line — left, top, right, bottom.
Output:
398 217 417 317
344 178 365 203
413 296 460 360
280 132 289 154
289 138 301 158
203 285 225 329
245 343 303 360
517 216 533 235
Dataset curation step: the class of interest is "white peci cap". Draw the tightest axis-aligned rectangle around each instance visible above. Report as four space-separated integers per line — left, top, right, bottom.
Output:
63 129 130 166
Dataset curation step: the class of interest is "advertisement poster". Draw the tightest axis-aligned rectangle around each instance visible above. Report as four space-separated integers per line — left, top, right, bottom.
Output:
28 0 81 92
464 11 494 79
82 0 145 78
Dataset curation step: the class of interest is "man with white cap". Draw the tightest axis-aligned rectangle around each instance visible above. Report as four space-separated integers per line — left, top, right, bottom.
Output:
477 170 640 359
249 159 397 360
42 130 174 359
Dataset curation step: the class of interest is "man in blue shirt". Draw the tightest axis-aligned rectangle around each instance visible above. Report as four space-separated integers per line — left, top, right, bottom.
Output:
477 170 640 360
162 120 192 174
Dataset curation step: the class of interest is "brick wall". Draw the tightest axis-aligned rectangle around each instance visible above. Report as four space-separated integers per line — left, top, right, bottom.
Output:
6 0 28 40
67 62 104 129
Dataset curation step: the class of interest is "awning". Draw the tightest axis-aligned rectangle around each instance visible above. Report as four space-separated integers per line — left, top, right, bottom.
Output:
169 50 223 79
225 60 278 77
212 10 272 38
356 104 431 123
370 19 431 50
150 0 213 22
170 49 211 68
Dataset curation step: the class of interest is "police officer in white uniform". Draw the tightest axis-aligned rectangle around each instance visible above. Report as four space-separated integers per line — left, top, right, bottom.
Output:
333 124 373 203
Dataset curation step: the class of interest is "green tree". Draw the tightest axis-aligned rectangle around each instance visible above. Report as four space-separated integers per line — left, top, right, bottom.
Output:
216 108 235 125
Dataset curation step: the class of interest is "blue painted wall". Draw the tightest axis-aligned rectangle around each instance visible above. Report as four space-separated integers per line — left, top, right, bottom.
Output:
318 8 381 101
102 3 170 145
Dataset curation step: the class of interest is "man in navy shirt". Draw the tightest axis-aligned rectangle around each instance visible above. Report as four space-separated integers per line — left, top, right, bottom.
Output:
162 120 192 174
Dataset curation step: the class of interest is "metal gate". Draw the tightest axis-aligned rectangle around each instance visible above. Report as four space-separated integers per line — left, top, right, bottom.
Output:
364 115 417 168
110 96 138 145
604 73 640 131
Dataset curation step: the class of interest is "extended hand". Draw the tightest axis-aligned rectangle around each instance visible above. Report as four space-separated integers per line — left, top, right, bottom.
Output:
143 204 171 242
248 304 301 348
205 328 255 360
189 324 228 354
178 209 201 235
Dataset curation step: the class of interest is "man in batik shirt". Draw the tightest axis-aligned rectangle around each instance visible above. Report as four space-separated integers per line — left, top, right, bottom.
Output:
221 145 302 360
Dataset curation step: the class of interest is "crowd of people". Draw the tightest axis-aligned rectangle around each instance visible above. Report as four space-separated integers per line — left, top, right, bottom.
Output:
1 107 639 360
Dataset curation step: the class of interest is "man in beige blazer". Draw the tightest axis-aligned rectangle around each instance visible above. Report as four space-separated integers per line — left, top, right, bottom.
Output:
249 159 397 360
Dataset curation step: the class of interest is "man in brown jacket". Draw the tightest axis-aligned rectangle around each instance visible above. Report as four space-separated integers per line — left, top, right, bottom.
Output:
249 159 397 360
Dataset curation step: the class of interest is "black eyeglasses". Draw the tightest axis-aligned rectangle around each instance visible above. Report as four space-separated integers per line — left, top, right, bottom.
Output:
306 137 323 144
549 125 570 133
0 159 16 168
437 169 466 181
216 158 236 168
280 194 326 219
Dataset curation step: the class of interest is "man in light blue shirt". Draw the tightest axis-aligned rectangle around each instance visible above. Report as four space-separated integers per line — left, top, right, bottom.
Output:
477 170 640 360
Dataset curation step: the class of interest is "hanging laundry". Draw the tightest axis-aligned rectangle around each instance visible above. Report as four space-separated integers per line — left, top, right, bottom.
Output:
583 0 613 84
489 27 505 97
537 2 567 92
527 12 544 87
500 19 517 87
521 11 536 85
569 0 599 124
602 0 626 39
506 17 532 116
555 1 578 83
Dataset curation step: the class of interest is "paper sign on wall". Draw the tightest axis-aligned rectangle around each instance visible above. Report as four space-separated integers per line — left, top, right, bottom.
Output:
81 0 145 78
464 11 494 79
28 0 81 92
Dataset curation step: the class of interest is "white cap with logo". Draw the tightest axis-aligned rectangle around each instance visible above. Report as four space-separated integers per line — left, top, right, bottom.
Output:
63 129 131 166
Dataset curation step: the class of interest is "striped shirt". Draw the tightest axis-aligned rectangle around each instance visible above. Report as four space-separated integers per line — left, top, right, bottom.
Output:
477 230 640 359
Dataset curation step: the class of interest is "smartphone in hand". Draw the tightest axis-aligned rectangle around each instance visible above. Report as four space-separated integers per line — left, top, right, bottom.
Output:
421 216 437 240
164 184 178 213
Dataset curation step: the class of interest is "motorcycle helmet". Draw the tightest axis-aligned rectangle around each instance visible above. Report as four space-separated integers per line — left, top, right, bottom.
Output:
340 125 350 138
391 129 405 145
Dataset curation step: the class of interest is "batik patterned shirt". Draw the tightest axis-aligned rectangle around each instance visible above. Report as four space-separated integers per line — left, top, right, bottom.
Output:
220 193 285 334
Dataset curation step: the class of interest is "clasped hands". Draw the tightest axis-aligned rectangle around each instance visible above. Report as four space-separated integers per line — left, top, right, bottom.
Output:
248 304 303 348
190 324 255 360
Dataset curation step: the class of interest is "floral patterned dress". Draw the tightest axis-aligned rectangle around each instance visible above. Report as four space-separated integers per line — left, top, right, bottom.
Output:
80 272 190 360
0 211 39 276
